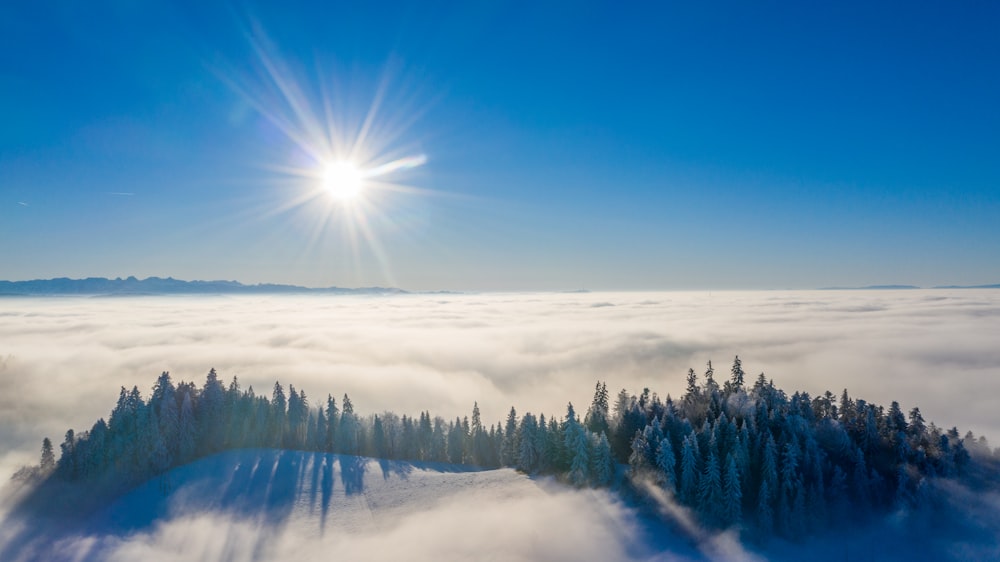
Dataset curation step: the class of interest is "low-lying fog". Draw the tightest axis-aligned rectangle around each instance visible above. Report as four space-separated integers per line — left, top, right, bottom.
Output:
3 290 999 478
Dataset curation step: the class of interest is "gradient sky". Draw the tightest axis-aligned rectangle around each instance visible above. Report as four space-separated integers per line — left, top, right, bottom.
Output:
1 1 998 291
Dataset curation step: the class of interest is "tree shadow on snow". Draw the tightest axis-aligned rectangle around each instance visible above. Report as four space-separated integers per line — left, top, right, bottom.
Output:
0 450 496 561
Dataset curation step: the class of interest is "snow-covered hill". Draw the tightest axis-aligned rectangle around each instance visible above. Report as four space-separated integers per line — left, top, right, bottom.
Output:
3 449 998 561
0 449 693 562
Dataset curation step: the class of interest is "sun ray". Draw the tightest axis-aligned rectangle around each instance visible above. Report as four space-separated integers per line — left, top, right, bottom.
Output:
212 19 436 287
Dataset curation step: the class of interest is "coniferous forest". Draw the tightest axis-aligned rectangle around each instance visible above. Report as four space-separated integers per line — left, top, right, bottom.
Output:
13 357 1000 540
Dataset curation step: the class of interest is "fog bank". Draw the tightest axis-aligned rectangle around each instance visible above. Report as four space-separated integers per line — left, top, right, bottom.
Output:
2 290 999 479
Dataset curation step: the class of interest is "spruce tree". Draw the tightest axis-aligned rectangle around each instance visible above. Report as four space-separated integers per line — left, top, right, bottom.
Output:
656 437 677 492
178 391 196 463
722 452 742 526
756 478 774 537
727 355 745 394
585 381 610 436
699 450 723 526
517 413 539 472
324 395 338 452
592 432 614 486
680 435 700 505
40 437 55 473
502 407 519 466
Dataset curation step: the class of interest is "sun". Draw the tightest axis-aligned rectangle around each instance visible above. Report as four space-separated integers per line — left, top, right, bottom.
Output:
322 161 365 200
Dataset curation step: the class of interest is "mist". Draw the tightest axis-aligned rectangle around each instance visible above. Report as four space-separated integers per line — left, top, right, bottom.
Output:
3 290 1000 479
3 289 1000 560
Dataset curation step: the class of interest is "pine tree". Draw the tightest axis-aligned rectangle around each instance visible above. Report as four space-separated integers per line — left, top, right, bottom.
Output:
629 430 650 474
699 450 723 525
569 429 591 487
448 417 465 464
908 407 927 447
149 416 171 474
517 413 539 472
40 437 55 473
418 411 433 460
57 429 77 479
430 416 447 462
779 440 803 537
656 437 677 492
372 415 386 457
839 389 855 424
756 478 774 537
313 406 326 451
339 394 359 455
680 434 700 505
685 368 699 398
760 432 778 502
502 407 519 466
201 368 225 453
178 391 196 463
704 361 719 396
611 388 634 461
722 452 743 526
827 465 849 523
270 382 287 448
592 432 614 486
151 372 179 455
585 381 610 436
471 402 491 465
324 395 338 452
726 355 745 395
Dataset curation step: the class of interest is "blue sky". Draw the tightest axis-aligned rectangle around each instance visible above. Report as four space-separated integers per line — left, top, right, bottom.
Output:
1 1 998 290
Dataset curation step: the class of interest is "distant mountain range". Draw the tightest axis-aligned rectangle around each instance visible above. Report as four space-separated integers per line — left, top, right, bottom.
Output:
817 284 921 290
2 277 997 296
818 284 1000 290
0 276 407 296
932 284 1000 289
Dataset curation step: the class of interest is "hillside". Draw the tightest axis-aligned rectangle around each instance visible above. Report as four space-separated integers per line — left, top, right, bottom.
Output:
1 449 693 562
4 361 1000 561
4 449 998 561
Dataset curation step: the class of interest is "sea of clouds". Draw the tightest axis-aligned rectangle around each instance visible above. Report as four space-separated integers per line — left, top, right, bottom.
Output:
2 289 1000 561
3 289 1000 478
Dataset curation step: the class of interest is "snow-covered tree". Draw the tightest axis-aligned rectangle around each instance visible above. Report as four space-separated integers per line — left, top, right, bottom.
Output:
722 452 742 526
40 437 55 473
680 434 700 505
592 432 614 486
585 381 610 436
699 450 723 525
656 437 677 492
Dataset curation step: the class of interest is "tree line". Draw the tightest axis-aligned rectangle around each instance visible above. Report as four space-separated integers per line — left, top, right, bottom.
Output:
15 357 998 539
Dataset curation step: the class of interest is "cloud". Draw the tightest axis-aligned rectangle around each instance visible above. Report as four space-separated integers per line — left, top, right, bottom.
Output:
2 290 999 468
1 290 1000 560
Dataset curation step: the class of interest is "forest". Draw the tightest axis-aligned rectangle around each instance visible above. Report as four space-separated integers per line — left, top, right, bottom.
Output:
13 357 999 539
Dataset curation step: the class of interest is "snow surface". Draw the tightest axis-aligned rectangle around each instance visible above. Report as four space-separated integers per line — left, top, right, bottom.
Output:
0 450 687 561
3 450 997 562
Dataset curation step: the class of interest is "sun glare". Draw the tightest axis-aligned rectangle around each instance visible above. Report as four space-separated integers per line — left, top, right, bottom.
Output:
225 29 434 287
322 161 365 200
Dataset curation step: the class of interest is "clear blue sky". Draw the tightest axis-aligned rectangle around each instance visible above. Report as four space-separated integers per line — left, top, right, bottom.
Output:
2 1 998 290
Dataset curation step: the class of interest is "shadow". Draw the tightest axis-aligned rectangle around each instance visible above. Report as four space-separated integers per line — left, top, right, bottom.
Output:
0 449 311 561
0 450 497 561
378 458 415 480
339 455 367 495
261 450 299 525
320 454 334 533
306 451 322 512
